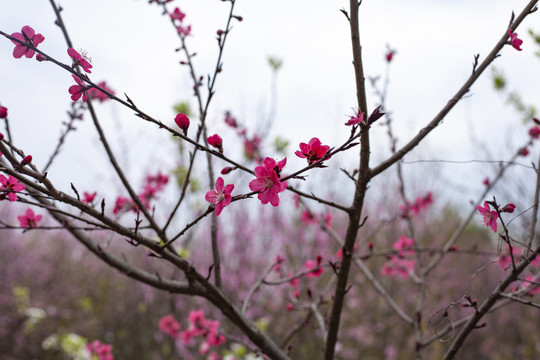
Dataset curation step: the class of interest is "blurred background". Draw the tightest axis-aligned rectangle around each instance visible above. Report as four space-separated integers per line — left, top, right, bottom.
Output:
1 0 539 359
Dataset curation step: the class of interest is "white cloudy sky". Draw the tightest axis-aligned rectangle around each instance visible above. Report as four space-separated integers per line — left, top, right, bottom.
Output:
0 0 539 204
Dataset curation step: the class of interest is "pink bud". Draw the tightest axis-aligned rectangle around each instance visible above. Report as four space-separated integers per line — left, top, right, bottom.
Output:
501 203 516 213
207 134 223 153
0 106 7 119
21 155 32 166
174 113 190 136
529 126 540 139
519 147 529 157
221 166 236 175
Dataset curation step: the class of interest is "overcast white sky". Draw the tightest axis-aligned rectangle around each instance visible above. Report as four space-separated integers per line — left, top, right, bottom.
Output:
0 0 539 207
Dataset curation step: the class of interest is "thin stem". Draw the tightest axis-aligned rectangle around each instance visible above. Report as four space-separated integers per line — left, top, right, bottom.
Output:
324 2 370 358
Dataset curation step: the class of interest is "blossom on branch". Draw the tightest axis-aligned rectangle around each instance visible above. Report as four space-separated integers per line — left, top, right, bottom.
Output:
170 7 186 22
393 235 415 256
519 147 529 157
67 48 93 73
476 201 498 233
295 137 330 165
174 113 190 136
529 126 540 139
0 106 7 119
501 203 516 213
82 192 97 204
381 256 416 279
68 75 89 102
17 208 42 228
249 157 287 206
345 110 363 126
177 24 192 36
0 175 25 201
305 255 324 278
508 29 523 51
385 48 396 62
88 81 115 102
205 177 234 216
159 314 181 339
207 134 223 153
86 340 114 360
11 25 45 59
177 310 225 354
21 155 32 166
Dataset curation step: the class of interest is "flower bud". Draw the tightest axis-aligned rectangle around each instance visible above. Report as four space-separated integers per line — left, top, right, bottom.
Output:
501 203 516 213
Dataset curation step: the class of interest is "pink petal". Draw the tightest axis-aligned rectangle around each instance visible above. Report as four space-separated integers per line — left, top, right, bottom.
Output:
263 157 276 170
295 150 306 158
13 46 27 59
249 178 265 192
21 26 35 38
214 177 224 192
223 184 234 195
214 202 225 216
33 33 45 46
205 190 219 204
67 47 80 59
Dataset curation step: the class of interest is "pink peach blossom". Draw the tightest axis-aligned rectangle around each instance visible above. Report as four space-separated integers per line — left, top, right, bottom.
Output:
477 201 498 233
249 157 287 206
17 208 42 228
205 177 234 216
11 26 45 59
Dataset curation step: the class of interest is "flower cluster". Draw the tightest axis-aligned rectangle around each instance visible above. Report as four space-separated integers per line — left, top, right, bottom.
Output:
499 244 521 270
399 192 433 217
11 26 45 59
0 175 25 201
205 177 234 216
223 111 262 162
113 172 169 214
158 310 225 356
159 314 181 338
305 255 324 278
88 81 115 102
515 275 540 296
295 137 330 165
381 236 416 279
300 210 332 227
170 6 191 36
86 340 114 360
249 157 287 206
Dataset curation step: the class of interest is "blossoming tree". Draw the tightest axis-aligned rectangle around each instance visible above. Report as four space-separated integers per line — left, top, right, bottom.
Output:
1 0 540 359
